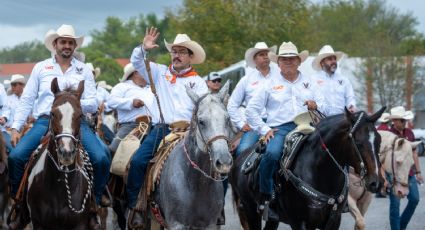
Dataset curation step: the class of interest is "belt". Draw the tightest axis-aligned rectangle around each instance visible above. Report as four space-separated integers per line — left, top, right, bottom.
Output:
38 114 50 119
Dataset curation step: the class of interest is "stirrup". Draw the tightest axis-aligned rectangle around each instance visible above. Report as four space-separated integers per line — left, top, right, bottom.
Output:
128 208 145 229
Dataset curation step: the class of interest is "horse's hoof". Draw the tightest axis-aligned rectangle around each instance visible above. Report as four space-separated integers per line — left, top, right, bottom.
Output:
128 209 145 229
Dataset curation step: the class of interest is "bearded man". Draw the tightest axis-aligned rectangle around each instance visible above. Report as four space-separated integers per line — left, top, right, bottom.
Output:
311 45 356 115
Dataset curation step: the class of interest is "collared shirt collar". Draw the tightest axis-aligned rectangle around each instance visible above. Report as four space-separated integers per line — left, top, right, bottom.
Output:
281 71 301 84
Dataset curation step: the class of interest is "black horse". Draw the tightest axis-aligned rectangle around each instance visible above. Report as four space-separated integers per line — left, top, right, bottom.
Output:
230 108 385 230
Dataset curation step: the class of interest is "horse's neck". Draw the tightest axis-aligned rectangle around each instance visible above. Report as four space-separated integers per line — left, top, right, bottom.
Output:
184 133 216 187
292 135 348 191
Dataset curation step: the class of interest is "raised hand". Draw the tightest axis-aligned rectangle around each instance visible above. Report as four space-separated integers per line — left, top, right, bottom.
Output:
142 27 160 51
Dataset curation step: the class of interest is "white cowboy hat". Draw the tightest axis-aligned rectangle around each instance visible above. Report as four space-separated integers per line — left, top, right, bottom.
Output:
293 112 315 134
377 112 390 123
122 63 136 82
44 24 84 53
86 63 101 79
269 42 309 63
164 34 206 64
10 74 27 85
97 81 112 91
244 42 277 68
388 106 414 120
312 45 345 71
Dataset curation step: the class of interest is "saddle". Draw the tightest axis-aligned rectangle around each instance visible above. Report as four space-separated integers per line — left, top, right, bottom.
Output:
135 121 190 226
111 115 151 177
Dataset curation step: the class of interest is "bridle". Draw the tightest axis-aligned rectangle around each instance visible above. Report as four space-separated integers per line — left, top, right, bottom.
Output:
184 94 231 181
389 136 408 187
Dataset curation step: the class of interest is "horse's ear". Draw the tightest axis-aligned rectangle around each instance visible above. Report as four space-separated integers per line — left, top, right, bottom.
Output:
76 80 84 100
218 80 231 102
185 84 199 103
51 78 60 95
368 106 387 123
344 107 355 123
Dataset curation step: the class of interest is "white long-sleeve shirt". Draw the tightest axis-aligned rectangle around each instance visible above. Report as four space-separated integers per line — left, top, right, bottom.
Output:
108 80 159 124
131 46 208 124
311 70 356 115
246 72 325 136
227 66 280 129
0 84 8 132
12 56 98 131
4 94 20 128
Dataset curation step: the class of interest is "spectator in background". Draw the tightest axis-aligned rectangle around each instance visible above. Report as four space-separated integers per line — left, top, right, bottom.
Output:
387 106 422 230
377 112 391 131
206 72 222 94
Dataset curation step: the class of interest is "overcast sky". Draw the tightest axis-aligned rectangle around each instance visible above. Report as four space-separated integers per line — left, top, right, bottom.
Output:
0 0 425 49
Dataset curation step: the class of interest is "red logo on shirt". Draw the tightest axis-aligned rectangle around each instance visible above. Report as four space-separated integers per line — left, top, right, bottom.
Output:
251 81 259 86
317 80 324 85
272 85 284 91
45 66 54 70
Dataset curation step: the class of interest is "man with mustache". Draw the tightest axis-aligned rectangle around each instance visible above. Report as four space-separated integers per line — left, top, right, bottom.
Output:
127 27 208 228
7 25 109 229
311 45 356 115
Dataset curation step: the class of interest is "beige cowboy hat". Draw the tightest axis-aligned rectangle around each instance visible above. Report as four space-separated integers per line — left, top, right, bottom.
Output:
121 63 137 82
244 42 277 68
10 74 27 85
86 63 101 79
270 42 309 63
312 45 345 71
293 112 315 134
44 24 84 53
97 81 112 91
164 34 206 64
388 106 414 120
377 112 390 123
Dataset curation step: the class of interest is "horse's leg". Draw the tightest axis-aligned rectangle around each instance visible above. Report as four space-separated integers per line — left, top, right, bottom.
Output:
112 198 127 230
264 220 279 230
348 195 365 230
98 207 108 230
358 192 372 216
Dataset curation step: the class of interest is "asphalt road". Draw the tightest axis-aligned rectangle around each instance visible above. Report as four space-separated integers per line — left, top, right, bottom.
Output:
220 156 425 230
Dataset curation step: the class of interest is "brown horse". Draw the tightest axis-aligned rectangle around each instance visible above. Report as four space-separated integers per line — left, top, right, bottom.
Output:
25 78 97 229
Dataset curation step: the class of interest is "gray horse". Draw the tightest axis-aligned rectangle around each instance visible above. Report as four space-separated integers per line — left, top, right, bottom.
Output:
153 81 233 230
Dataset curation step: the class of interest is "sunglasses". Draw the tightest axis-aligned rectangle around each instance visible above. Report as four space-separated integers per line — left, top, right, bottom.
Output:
211 79 222 83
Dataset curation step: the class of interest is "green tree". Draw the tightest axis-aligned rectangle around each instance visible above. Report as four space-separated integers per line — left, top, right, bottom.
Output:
90 57 123 86
0 41 50 63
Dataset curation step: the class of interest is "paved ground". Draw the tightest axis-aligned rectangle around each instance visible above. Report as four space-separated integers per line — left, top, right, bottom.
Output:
220 156 425 230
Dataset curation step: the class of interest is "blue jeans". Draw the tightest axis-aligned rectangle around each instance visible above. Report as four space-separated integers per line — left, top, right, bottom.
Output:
102 123 115 144
389 175 420 230
8 117 111 204
259 122 296 195
126 124 170 208
235 130 261 157
2 131 13 154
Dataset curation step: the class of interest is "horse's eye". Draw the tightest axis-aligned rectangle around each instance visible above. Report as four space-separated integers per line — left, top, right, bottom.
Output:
199 119 206 126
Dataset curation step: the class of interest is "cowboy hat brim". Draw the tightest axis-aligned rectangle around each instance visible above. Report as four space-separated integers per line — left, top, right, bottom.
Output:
164 39 206 64
44 33 84 53
388 111 414 120
94 68 101 79
269 50 309 64
312 51 344 71
245 46 277 68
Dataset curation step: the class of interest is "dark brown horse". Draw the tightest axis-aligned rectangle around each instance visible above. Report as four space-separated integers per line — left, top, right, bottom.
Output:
230 108 385 230
26 78 97 229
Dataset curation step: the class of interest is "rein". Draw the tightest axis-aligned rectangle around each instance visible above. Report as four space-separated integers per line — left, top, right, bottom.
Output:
183 93 230 182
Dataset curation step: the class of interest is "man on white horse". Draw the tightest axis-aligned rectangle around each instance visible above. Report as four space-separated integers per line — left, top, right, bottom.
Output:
311 45 356 115
127 27 208 228
7 24 110 229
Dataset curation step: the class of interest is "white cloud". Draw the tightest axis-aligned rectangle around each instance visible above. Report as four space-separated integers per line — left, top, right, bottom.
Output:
0 24 48 49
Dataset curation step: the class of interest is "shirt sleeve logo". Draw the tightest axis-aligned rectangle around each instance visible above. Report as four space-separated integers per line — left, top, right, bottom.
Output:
76 67 83 74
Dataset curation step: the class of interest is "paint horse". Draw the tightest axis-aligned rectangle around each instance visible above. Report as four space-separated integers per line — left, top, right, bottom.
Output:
348 130 420 230
26 78 98 229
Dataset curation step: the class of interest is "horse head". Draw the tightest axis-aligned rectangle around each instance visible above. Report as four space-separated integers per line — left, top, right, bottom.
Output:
185 81 233 174
379 130 419 197
50 78 84 167
343 107 385 193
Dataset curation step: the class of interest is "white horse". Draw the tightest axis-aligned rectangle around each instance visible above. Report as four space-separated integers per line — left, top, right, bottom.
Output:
348 130 421 230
